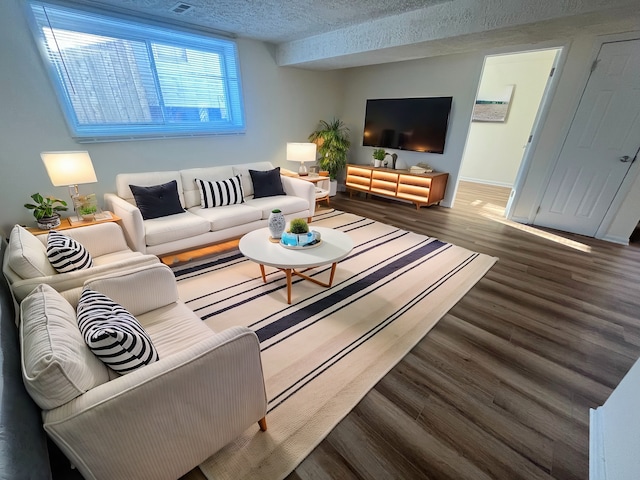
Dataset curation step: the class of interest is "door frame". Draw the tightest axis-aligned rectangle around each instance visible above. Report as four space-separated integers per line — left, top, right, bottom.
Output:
505 46 565 219
526 31 640 236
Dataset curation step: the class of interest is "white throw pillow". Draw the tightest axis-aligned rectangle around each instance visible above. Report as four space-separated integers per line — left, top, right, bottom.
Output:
47 230 93 273
196 175 245 208
20 284 109 410
77 288 159 374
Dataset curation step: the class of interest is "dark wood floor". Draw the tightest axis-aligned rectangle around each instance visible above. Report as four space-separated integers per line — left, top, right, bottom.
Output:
285 182 640 480
54 182 640 479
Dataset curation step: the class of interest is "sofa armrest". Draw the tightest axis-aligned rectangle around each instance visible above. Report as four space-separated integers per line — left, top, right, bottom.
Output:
43 327 267 480
281 176 316 218
104 193 146 253
9 254 160 303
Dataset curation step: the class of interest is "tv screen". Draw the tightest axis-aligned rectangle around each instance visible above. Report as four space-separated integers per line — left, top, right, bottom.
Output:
362 97 453 154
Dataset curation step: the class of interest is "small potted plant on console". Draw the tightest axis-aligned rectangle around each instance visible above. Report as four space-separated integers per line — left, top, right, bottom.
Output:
372 148 389 167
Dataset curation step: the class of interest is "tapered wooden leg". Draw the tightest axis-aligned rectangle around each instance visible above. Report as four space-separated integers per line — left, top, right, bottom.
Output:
307 216 312 223
259 264 266 283
258 417 267 432
328 262 337 286
285 269 292 304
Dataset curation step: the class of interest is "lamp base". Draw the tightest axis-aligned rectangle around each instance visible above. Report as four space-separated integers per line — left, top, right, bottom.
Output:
298 162 308 176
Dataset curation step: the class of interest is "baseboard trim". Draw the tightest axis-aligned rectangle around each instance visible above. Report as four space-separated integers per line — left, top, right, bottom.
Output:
599 234 629 245
589 407 606 480
458 177 513 188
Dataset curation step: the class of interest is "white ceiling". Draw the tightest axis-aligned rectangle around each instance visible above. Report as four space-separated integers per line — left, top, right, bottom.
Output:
69 0 640 69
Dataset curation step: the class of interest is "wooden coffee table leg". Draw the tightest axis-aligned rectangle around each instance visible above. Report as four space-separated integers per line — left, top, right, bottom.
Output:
259 264 266 283
285 268 292 304
328 262 337 286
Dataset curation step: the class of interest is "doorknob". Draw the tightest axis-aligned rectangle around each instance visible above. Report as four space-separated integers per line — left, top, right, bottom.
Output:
620 155 631 162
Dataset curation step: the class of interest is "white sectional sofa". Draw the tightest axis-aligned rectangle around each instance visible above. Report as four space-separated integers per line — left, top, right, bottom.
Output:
104 162 316 256
19 263 267 480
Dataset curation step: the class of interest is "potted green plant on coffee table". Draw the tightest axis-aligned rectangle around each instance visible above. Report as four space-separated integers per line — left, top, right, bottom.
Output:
24 193 68 229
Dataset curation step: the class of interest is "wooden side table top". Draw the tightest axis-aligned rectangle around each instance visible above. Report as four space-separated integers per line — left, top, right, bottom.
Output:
24 212 121 235
281 171 331 184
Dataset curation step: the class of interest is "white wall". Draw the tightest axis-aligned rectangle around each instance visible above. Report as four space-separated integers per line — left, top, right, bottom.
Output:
0 0 344 236
341 53 484 207
590 356 640 480
460 49 558 187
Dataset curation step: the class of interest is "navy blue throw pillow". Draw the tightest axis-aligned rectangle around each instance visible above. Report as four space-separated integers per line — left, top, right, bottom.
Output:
249 167 286 198
129 180 185 220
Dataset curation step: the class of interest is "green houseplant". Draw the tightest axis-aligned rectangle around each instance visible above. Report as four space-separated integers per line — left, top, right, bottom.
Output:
24 193 68 229
308 119 351 181
372 148 389 161
289 218 309 234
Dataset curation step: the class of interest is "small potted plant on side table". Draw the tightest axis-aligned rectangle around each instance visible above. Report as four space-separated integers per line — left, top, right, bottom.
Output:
24 193 68 229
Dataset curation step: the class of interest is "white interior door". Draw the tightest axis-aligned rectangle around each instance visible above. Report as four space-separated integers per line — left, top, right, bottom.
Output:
534 39 640 236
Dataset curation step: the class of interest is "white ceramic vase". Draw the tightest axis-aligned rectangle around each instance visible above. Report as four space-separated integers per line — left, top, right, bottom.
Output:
268 210 286 239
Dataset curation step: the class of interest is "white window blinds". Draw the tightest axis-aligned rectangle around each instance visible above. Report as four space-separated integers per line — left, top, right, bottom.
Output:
26 1 245 142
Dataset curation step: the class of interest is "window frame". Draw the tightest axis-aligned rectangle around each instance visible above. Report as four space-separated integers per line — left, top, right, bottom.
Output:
24 0 246 142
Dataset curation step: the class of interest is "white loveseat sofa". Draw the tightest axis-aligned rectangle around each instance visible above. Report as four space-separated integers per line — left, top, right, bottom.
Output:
104 161 316 256
20 263 267 480
2 222 160 304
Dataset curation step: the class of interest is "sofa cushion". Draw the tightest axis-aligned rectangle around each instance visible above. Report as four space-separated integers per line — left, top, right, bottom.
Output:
180 166 236 208
232 162 275 198
143 212 211 247
196 175 244 208
77 288 159 374
250 167 286 198
188 203 262 231
245 195 310 219
20 284 109 410
116 171 183 206
51 222 131 258
138 302 214 357
46 230 93 273
7 225 56 279
130 180 185 220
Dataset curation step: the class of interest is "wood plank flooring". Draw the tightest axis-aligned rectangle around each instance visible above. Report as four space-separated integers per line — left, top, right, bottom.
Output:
51 181 640 479
284 182 640 480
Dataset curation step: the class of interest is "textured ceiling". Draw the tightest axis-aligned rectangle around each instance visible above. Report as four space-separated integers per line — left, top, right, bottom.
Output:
75 0 451 42
68 0 640 69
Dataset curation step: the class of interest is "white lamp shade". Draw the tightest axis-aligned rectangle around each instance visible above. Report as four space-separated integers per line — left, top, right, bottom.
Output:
286 143 317 163
41 151 97 186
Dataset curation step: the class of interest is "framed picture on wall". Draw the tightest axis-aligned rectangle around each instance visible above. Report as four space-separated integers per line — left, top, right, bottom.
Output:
472 84 515 122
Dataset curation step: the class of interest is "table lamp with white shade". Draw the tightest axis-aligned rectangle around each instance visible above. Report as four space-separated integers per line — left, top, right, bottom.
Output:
286 142 317 176
40 151 98 223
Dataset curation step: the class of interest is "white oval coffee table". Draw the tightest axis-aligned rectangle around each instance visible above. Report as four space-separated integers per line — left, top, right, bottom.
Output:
239 226 354 304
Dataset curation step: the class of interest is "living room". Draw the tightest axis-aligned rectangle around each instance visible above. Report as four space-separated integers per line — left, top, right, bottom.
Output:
1 0 639 240
1 1 640 479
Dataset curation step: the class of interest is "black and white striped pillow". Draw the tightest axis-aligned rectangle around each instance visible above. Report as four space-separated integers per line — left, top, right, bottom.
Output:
77 288 159 374
46 230 93 273
196 175 245 208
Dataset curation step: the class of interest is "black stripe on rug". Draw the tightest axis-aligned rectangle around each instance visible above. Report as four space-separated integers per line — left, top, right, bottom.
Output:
255 240 446 343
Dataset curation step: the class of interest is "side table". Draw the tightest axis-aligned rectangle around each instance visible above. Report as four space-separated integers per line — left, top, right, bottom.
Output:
24 212 121 235
282 172 331 206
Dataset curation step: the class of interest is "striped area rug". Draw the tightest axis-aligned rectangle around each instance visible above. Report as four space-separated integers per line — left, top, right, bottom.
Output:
172 210 497 480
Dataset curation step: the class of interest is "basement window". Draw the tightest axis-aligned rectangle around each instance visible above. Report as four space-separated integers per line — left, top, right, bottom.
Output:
25 1 245 142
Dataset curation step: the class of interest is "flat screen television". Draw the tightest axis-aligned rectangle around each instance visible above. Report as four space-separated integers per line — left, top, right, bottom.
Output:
362 97 453 154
